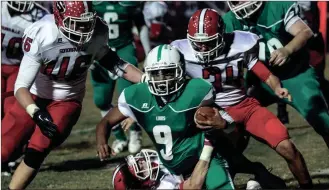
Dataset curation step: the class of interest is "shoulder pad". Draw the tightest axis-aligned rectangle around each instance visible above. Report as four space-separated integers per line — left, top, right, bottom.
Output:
232 31 259 52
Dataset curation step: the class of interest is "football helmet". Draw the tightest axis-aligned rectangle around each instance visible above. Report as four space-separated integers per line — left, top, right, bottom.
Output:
144 44 185 96
7 1 34 13
53 1 96 45
112 149 160 190
143 2 168 39
227 1 263 20
187 9 225 64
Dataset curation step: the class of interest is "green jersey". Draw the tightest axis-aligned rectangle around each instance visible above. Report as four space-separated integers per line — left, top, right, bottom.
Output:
223 2 309 79
93 1 141 49
118 79 214 175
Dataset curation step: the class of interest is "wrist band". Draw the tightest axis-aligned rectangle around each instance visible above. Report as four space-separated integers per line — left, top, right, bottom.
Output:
26 104 39 118
199 145 214 162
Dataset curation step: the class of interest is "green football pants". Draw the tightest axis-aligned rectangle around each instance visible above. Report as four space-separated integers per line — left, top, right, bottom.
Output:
204 156 235 189
248 67 329 136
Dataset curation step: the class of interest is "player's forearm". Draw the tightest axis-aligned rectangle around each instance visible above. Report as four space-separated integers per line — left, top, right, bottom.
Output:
183 160 210 189
123 63 143 83
182 141 213 189
285 26 313 55
265 74 282 92
96 118 111 145
15 88 38 117
139 25 151 54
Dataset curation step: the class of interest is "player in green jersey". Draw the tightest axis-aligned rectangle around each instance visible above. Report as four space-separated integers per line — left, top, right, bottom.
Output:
96 45 234 189
92 1 151 154
223 2 329 163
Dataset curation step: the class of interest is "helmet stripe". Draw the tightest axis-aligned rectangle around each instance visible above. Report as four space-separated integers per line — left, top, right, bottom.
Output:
198 9 207 34
157 44 164 61
83 1 89 12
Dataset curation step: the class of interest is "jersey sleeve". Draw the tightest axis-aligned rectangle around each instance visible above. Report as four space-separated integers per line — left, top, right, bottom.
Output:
222 12 241 33
282 2 302 32
199 86 215 107
118 89 137 122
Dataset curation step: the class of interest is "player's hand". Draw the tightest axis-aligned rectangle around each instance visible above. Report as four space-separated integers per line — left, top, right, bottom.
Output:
195 108 227 129
33 110 59 139
121 117 135 132
275 87 292 102
97 142 115 161
269 47 290 66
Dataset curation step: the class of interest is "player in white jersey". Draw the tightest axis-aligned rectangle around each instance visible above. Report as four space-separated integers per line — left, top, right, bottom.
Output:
112 148 209 190
171 8 311 187
1 2 143 189
1 1 48 117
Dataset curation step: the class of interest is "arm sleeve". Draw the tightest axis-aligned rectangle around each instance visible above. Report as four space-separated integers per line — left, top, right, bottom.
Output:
199 87 216 107
97 48 129 78
244 42 259 70
283 2 303 32
14 28 43 94
250 61 272 82
14 55 41 95
118 90 137 122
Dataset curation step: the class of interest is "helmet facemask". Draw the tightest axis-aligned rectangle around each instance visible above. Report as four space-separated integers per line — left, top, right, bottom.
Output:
126 149 160 181
145 64 185 96
7 1 34 13
227 1 263 20
59 12 96 45
187 32 225 64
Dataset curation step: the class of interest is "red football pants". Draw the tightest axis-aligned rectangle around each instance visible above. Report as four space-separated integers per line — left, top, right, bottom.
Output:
225 97 289 148
1 95 82 162
1 64 19 115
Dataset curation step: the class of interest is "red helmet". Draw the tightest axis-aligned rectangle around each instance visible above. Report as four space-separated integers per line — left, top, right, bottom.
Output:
53 1 96 45
187 9 225 64
7 1 34 13
112 163 142 190
112 149 160 190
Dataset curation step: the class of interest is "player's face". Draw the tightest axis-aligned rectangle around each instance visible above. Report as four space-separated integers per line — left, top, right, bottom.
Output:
149 68 177 94
191 39 218 53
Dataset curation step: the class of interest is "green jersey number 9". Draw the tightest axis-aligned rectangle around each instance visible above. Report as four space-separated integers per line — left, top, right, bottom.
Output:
153 125 173 161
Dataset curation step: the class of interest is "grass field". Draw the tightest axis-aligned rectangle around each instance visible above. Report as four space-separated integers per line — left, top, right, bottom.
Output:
2 59 329 189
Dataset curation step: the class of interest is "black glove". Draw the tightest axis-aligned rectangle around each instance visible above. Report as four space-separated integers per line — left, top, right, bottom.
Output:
32 109 59 139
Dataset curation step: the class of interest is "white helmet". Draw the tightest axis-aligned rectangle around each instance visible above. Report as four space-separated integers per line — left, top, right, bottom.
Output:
144 44 185 96
7 1 34 13
227 1 263 20
126 149 160 181
143 1 168 28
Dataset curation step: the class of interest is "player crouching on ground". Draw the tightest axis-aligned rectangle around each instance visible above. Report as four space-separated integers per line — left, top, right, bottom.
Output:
1 1 143 189
96 44 235 189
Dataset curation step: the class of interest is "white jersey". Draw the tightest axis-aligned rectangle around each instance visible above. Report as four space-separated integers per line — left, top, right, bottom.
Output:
157 164 183 189
1 2 48 65
17 14 110 101
171 31 259 108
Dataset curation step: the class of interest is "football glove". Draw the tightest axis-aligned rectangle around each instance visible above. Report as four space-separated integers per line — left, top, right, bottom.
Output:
33 110 59 139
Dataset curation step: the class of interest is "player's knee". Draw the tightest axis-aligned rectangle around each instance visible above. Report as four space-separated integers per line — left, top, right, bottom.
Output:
24 148 48 169
93 95 111 110
275 139 298 161
2 146 11 163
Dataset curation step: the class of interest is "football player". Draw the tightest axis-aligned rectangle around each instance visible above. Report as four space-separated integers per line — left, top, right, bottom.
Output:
1 2 143 189
91 1 151 155
112 147 217 190
171 8 312 188
223 2 329 160
1 1 49 118
96 45 235 189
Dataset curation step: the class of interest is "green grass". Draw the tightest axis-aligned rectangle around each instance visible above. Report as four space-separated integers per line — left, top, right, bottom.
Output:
2 60 329 189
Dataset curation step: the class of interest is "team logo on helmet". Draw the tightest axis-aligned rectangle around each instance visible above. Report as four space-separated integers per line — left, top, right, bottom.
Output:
56 1 66 13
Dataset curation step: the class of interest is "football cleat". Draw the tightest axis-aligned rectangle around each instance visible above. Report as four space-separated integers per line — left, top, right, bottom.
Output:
129 130 142 154
112 139 128 154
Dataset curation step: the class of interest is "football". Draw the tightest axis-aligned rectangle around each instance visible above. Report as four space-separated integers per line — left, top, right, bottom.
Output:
194 107 216 129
